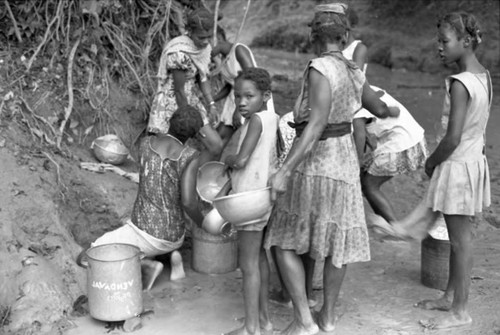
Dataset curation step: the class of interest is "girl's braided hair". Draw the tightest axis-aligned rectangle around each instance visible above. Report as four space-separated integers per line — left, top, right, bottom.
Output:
438 12 482 50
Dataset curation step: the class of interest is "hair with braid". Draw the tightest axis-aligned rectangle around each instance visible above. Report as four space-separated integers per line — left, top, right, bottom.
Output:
437 12 482 50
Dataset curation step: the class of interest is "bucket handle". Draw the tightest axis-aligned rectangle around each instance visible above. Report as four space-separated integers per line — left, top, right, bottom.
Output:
76 248 146 268
77 250 89 268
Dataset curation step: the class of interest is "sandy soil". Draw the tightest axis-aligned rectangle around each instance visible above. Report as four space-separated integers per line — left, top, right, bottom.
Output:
62 60 500 335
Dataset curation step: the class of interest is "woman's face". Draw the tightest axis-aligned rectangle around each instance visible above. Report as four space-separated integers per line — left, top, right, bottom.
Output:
191 30 213 49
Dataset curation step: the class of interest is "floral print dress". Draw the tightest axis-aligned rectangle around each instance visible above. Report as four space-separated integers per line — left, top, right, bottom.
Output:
264 53 371 268
147 51 209 134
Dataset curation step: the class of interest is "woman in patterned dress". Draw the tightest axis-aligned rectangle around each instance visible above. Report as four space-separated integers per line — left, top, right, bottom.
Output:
264 3 399 334
147 8 222 157
87 106 216 291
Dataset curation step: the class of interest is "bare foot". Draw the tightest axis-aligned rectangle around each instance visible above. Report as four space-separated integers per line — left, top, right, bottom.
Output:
419 312 472 330
260 322 273 335
269 290 292 308
279 320 319 335
141 259 164 291
307 298 318 309
170 250 186 281
224 325 260 335
313 311 336 333
414 296 452 311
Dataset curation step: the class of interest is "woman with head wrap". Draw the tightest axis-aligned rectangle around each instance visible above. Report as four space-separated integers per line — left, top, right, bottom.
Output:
264 3 398 334
148 8 223 157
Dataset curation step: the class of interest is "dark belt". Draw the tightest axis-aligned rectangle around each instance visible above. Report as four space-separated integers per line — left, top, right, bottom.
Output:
288 121 351 140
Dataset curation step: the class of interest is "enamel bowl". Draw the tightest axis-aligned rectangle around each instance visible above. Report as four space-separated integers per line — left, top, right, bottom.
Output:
91 134 129 165
196 161 230 203
213 187 272 226
202 208 231 235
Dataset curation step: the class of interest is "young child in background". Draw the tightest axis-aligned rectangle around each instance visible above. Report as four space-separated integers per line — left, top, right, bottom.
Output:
343 5 368 72
211 28 276 148
412 12 491 330
353 86 428 224
222 68 278 335
81 106 216 291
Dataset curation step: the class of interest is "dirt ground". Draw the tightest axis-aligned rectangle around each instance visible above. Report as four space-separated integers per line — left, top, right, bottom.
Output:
59 59 500 335
1 1 499 335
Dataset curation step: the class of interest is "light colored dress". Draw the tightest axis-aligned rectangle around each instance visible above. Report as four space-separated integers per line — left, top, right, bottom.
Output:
147 36 211 134
425 71 491 216
231 109 279 231
355 86 428 176
264 53 370 268
342 39 367 73
218 43 275 126
93 136 198 257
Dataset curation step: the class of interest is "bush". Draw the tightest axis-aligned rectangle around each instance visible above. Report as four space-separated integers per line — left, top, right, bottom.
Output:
251 23 311 53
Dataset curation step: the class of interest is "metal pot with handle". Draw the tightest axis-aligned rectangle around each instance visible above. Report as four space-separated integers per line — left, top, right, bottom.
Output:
80 243 144 321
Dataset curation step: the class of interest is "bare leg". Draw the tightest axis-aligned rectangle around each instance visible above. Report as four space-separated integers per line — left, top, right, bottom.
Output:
270 248 316 308
141 259 164 291
315 258 346 332
269 246 292 306
361 173 396 223
274 247 318 335
225 230 264 335
301 254 317 308
169 250 186 281
418 215 473 329
259 247 273 333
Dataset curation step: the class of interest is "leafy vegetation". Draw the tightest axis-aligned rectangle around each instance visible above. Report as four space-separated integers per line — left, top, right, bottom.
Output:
0 0 183 148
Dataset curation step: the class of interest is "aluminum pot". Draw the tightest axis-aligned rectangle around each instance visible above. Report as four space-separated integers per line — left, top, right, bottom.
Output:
80 243 143 321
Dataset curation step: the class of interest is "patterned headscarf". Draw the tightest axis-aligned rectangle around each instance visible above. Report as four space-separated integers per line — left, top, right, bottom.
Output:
157 35 212 82
314 3 348 15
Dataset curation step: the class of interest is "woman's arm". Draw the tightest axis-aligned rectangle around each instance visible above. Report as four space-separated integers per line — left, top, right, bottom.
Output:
352 42 368 71
362 81 400 118
172 69 188 107
235 44 255 69
425 79 468 177
180 156 204 227
213 83 232 102
199 78 219 125
225 114 262 170
270 68 330 199
353 117 368 163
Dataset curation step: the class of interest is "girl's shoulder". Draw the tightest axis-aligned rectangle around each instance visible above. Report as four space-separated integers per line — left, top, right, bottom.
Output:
446 71 490 94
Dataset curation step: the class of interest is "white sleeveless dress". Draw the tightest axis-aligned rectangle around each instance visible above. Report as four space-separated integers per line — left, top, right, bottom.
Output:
425 72 491 215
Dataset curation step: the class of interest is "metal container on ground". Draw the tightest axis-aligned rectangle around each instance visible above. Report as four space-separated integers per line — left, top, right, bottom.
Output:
421 235 450 290
81 243 143 321
192 223 238 274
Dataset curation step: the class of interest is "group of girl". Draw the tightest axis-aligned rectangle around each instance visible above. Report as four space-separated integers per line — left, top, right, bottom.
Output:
85 3 491 335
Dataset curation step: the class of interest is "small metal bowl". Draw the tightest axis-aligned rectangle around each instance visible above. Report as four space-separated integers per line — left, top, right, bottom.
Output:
202 208 231 235
91 135 129 165
196 161 230 203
